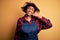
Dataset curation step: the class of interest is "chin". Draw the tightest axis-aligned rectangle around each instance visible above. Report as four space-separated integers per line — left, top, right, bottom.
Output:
28 14 32 16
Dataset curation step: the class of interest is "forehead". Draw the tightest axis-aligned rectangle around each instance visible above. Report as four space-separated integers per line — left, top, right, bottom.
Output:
27 6 35 9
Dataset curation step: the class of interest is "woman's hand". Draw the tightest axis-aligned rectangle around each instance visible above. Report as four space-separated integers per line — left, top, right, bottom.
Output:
32 11 42 18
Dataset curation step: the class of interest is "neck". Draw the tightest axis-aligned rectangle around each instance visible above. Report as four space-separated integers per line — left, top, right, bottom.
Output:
25 14 32 19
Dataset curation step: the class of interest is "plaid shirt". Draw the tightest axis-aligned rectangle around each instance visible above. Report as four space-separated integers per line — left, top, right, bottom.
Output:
14 15 52 40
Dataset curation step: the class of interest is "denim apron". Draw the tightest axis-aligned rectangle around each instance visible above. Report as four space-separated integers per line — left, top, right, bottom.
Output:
20 19 39 40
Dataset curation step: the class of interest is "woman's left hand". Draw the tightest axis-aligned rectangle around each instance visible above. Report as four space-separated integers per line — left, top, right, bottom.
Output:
32 11 42 18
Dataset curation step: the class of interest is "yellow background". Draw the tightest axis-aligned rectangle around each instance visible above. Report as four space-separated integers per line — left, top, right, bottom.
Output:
0 0 60 40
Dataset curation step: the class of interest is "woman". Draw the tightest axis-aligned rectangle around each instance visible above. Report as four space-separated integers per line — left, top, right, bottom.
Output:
14 2 52 40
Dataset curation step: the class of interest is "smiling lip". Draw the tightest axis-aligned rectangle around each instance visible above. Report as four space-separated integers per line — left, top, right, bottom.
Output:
28 11 32 13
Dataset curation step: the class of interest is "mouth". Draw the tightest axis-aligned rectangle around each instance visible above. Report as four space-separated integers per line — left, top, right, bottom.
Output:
28 11 32 14
26 11 32 16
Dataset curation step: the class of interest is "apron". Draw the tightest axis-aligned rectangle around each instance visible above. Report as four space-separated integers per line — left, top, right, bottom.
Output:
19 19 39 40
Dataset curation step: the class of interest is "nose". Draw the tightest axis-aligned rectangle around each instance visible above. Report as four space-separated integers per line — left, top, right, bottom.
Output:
29 9 33 12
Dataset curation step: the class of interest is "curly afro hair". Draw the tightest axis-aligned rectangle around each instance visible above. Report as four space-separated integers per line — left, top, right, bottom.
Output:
21 2 40 13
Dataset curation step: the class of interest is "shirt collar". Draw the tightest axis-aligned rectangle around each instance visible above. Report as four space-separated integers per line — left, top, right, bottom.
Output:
22 15 35 22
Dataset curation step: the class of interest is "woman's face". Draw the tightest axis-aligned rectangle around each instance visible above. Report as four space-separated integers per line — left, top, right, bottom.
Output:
26 6 35 16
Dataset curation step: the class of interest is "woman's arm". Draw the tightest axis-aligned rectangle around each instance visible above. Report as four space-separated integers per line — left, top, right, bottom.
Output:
32 12 52 30
36 16 52 30
14 18 22 40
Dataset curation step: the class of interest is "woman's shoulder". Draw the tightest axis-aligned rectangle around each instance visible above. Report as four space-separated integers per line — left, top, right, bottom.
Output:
18 16 25 22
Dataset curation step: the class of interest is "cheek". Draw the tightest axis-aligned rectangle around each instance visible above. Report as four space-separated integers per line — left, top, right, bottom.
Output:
31 11 34 14
31 9 34 13
32 9 35 13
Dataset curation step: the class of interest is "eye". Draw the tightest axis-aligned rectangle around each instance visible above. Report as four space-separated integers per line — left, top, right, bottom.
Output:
31 8 34 11
27 6 34 12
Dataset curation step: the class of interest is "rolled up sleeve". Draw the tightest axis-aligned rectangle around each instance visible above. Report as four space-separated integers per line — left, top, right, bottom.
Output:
35 16 52 30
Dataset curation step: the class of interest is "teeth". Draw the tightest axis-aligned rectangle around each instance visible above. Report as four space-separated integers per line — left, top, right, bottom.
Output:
28 11 30 12
29 12 31 13
28 11 32 13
